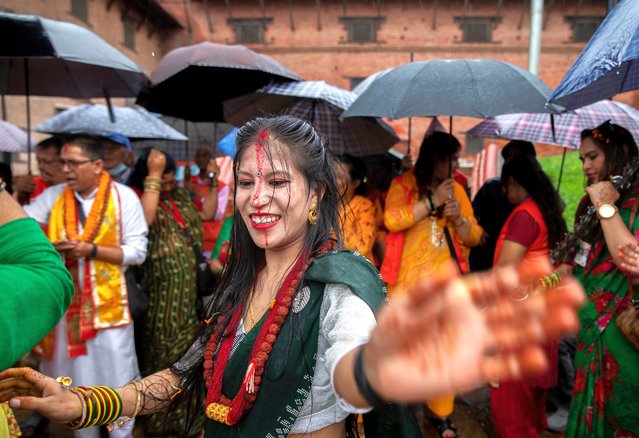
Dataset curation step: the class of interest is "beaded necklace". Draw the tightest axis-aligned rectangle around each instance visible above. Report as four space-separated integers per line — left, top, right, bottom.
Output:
203 251 311 425
64 171 111 242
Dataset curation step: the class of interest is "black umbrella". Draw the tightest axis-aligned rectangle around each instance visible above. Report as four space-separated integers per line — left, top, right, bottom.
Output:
136 41 302 122
0 12 148 171
342 58 560 120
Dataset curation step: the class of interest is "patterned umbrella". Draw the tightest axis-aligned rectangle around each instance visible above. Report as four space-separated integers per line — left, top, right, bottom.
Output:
223 81 399 157
35 104 188 141
466 100 639 149
0 120 34 152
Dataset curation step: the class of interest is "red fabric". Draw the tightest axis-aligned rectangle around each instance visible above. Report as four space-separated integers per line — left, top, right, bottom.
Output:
491 379 548 438
492 198 558 435
32 176 50 200
378 175 411 285
504 210 540 248
453 169 468 190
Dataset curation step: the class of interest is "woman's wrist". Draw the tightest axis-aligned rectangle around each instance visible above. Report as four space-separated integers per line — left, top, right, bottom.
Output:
353 346 387 409
454 216 467 227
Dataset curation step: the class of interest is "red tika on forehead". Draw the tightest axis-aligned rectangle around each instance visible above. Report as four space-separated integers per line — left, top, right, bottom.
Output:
257 127 270 141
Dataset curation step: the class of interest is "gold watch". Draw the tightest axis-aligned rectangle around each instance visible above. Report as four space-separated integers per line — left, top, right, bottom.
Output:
597 203 618 220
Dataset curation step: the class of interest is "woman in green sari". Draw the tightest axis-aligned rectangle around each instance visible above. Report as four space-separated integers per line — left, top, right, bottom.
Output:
559 121 639 437
0 116 584 438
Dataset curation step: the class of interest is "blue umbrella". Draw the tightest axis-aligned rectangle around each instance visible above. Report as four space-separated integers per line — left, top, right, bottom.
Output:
549 0 639 110
216 127 237 158
35 104 188 141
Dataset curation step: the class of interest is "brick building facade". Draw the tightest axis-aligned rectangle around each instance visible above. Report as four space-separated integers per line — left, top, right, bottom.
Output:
2 0 636 171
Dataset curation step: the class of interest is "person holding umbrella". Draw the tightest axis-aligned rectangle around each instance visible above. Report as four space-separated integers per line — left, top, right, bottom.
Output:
0 116 585 438
381 131 483 437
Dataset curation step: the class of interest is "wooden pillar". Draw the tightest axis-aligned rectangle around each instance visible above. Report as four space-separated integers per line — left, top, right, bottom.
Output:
225 0 233 18
287 0 295 31
518 0 528 30
316 0 322 31
432 0 438 30
204 0 213 32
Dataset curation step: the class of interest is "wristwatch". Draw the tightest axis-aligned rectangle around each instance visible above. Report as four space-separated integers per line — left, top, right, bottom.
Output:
597 203 618 220
89 244 98 258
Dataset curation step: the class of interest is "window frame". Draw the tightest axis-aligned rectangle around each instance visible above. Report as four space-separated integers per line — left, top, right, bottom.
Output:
339 16 386 44
70 0 88 23
122 12 136 50
564 15 604 43
453 16 502 43
227 18 273 45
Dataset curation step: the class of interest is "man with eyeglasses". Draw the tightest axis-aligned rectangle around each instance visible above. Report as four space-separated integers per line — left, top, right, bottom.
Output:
23 135 148 438
14 137 66 204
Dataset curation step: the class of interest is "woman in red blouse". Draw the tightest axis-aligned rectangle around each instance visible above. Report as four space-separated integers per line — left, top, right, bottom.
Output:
491 153 567 437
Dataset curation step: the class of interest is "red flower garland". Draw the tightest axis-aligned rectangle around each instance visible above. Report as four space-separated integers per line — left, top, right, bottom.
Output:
203 251 312 425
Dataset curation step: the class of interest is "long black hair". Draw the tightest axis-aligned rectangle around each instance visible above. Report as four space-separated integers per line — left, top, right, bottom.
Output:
501 154 567 249
575 121 638 244
414 131 461 199
165 115 343 435
336 153 369 196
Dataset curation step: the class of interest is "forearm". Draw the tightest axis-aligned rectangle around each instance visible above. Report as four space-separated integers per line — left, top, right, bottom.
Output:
199 185 218 221
0 190 27 225
116 368 182 417
601 215 637 266
140 191 160 225
94 245 124 265
333 346 370 409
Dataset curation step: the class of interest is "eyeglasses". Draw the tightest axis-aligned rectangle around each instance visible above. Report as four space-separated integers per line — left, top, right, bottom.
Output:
37 158 62 167
60 159 97 169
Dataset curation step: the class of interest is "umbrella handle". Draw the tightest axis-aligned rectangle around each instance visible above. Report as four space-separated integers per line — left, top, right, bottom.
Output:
103 88 116 123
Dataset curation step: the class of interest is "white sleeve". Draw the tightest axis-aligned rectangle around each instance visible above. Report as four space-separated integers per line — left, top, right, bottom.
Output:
22 184 65 225
116 183 148 266
322 283 377 414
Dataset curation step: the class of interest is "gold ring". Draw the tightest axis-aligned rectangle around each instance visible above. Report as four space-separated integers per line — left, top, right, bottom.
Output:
56 376 73 387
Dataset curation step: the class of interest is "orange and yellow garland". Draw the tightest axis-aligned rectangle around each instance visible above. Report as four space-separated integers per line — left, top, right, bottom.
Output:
64 171 111 242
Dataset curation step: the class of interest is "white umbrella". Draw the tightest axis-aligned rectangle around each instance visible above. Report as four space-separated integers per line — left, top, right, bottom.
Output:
0 120 34 152
35 104 188 141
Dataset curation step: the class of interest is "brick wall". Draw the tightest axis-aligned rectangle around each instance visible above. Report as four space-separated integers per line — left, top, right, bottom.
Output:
1 0 172 173
158 0 637 158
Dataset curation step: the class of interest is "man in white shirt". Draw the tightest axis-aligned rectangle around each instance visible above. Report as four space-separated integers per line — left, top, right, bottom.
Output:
24 135 148 438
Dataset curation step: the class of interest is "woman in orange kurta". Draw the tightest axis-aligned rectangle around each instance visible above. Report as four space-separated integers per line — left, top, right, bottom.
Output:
492 154 567 437
382 132 483 438
337 155 377 263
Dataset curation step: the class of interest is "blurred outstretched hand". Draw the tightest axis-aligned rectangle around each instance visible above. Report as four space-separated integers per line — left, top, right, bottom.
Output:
364 264 584 403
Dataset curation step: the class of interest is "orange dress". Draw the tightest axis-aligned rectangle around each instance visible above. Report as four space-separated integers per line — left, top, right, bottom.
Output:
383 170 483 298
341 194 377 262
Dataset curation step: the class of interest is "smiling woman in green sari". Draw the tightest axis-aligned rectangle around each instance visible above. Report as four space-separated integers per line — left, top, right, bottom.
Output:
0 116 585 438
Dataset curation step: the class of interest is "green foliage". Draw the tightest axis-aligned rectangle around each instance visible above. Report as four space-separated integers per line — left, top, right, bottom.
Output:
538 150 586 231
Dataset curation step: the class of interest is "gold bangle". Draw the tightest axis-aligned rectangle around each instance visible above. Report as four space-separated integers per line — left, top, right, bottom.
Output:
454 217 467 227
66 388 88 430
144 176 162 184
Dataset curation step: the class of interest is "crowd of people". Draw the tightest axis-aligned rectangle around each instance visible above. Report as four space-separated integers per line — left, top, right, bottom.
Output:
0 114 637 438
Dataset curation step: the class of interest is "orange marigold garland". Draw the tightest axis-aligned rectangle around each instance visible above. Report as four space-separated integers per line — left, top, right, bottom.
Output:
203 251 312 426
64 171 111 242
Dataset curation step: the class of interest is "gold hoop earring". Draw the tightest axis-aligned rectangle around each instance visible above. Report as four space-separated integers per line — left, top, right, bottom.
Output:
308 202 318 225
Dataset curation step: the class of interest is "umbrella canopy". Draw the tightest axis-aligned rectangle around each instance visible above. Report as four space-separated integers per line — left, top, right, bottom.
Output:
35 104 188 141
466 100 639 149
0 120 34 152
342 59 560 120
549 0 639 110
136 41 302 122
224 81 399 157
0 12 147 98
